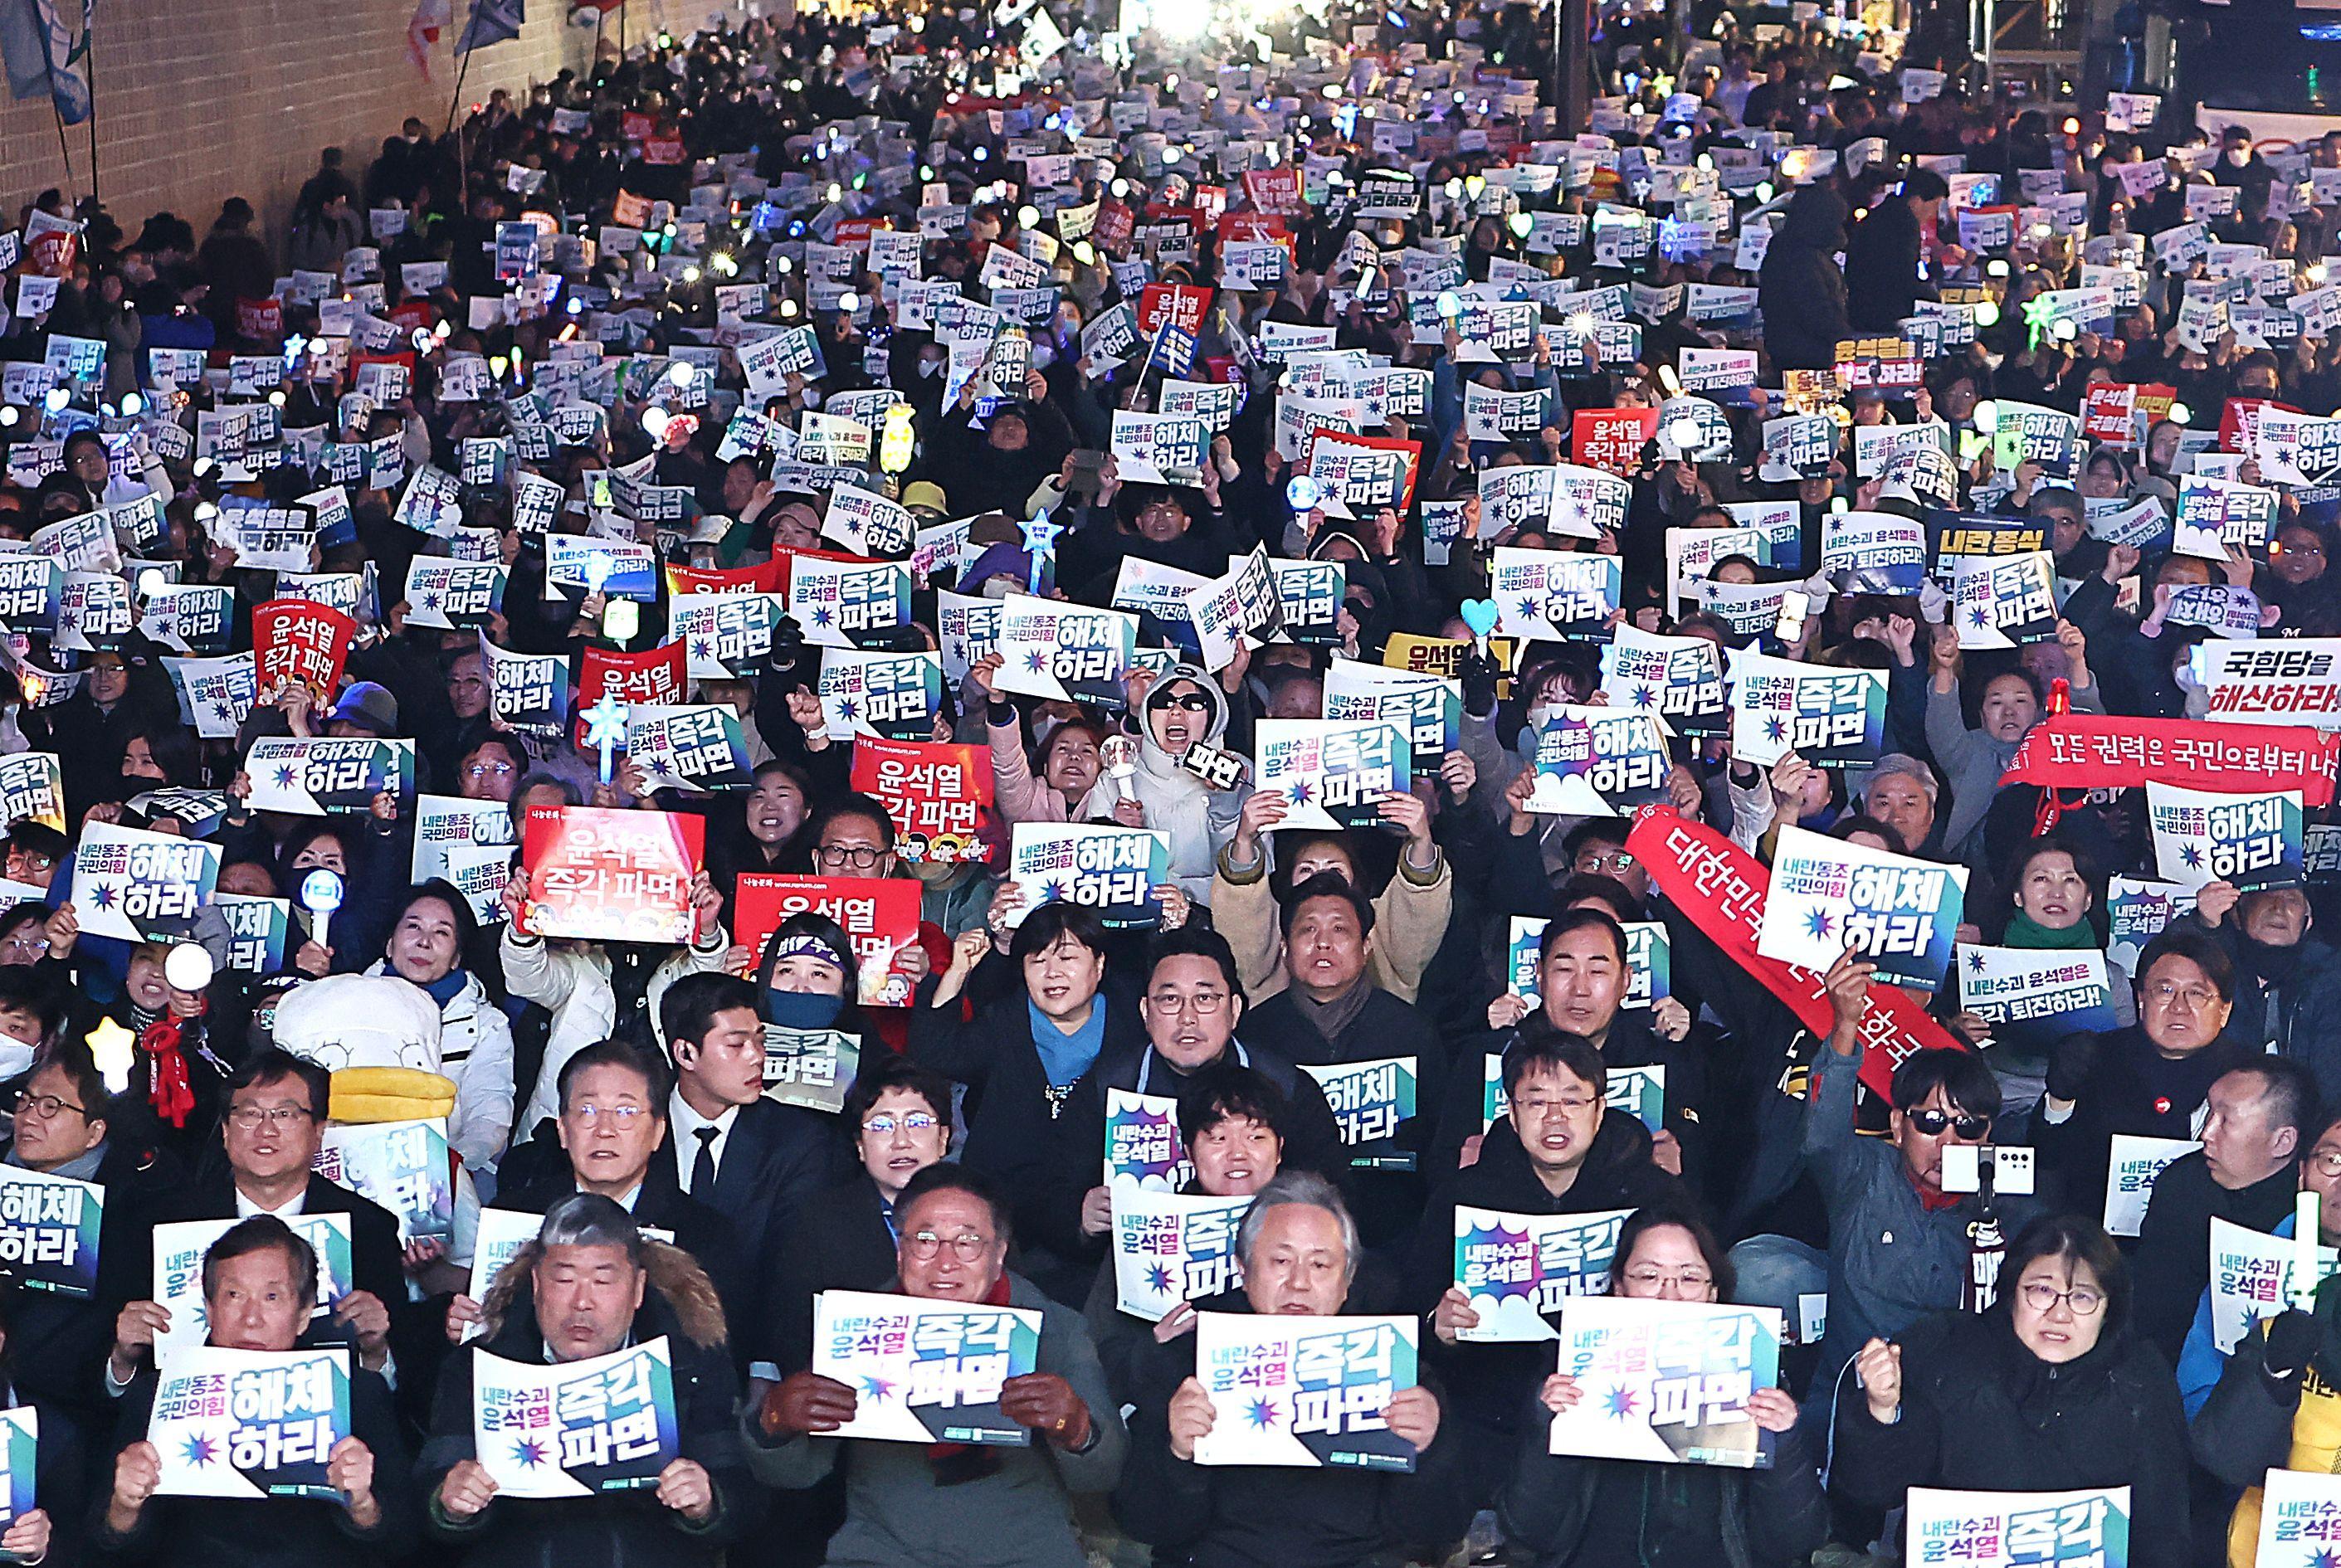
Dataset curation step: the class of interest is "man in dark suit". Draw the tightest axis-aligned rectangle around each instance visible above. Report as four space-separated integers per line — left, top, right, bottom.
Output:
659 972 841 1380
105 1050 404 1395
495 1039 749 1361
0 1037 183 1439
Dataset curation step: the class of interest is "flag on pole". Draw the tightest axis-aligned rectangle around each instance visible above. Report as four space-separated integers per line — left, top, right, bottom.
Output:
0 0 94 124
405 0 452 75
456 0 524 52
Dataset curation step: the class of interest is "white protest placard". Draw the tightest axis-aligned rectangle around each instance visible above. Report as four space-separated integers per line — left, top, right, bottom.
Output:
1451 1205 1632 1342
2102 1133 2199 1239
990 594 1136 706
473 1337 679 1496
1110 1189 1251 1321
1192 1312 1422 1470
1757 824 1968 991
1905 1487 2132 1567
69 822 220 942
149 1346 349 1499
1546 1297 1783 1468
1727 653 1888 769
1007 823 1171 931
810 1290 1041 1446
150 1213 354 1349
2146 782 2304 891
2196 640 2341 730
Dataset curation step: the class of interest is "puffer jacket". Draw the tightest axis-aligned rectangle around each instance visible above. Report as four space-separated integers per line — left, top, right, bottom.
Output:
1074 662 1249 903
1756 184 1852 372
363 960 517 1172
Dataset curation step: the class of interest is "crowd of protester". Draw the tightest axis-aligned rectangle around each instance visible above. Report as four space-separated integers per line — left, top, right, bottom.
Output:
0 0 2337 1564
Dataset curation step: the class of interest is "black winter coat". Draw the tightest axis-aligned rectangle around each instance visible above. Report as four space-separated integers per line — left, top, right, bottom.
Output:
1756 187 1852 372
1832 1309 2192 1568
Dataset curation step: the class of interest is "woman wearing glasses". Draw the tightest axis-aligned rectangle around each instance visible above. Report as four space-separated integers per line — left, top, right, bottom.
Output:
765 1054 956 1377
751 1166 1125 1568
1500 1203 1827 1568
1833 1215 2193 1568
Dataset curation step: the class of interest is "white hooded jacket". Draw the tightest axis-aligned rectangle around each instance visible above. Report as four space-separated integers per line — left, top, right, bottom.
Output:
1073 662 1249 903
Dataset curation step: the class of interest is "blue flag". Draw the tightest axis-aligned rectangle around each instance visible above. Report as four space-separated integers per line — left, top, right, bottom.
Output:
0 0 92 124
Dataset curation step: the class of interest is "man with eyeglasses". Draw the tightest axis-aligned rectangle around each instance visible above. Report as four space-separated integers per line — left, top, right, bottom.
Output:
108 1050 405 1395
0 1039 182 1435
2173 879 2341 1109
750 1166 1125 1568
803 797 951 1015
2177 1108 2341 1417
2130 1058 2311 1366
484 1040 747 1351
1039 929 1346 1288
1773 948 2037 1403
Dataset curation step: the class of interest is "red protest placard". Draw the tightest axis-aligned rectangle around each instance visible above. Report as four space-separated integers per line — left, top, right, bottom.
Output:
1139 283 1212 340
849 739 994 864
237 297 284 343
2082 382 2138 446
252 599 355 700
2221 397 2297 454
1243 168 1306 216
666 561 783 598
521 806 704 945
1571 407 1660 476
1092 201 1136 251
734 874 924 1007
578 641 688 708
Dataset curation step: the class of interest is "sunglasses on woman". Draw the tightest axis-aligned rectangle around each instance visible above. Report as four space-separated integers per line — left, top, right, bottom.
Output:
1150 692 1213 712
1905 1108 1991 1140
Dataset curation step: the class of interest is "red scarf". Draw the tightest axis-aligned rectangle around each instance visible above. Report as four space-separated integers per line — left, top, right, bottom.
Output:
138 1013 195 1128
927 1271 1016 1482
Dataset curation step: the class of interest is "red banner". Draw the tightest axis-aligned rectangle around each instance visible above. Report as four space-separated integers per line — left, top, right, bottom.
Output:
849 738 994 864
252 599 354 700
666 561 783 597
734 873 924 1007
521 806 703 945
1242 168 1306 216
1572 407 1659 475
577 641 687 709
1998 713 2341 807
236 297 285 343
1624 807 1964 1098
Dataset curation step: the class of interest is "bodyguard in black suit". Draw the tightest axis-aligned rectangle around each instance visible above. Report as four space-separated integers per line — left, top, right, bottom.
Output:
105 1051 406 1398
656 973 841 1375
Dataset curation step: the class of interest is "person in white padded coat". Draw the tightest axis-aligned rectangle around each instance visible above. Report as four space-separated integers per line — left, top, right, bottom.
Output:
362 881 518 1176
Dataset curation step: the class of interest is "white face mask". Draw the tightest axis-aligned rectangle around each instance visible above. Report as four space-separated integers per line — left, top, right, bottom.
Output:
919 358 944 377
1031 341 1056 370
1526 701 1562 731
2227 147 2251 167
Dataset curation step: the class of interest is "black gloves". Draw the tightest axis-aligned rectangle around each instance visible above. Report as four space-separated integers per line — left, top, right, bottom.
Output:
2265 1307 2319 1385
2043 1032 2102 1105
1459 647 1499 720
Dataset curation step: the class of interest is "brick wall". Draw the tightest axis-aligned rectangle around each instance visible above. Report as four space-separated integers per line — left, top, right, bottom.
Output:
0 0 725 257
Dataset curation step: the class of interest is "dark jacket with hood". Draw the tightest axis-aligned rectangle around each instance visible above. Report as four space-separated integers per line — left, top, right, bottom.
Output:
418 1253 749 1568
1756 186 1852 372
1834 1308 2192 1568
1843 194 1937 333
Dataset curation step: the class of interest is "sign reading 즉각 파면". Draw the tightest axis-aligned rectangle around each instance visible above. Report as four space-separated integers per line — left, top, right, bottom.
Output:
1727 655 1889 770
473 1337 679 1497
1451 1205 1632 1342
1252 720 1412 833
1546 1297 1782 1469
1903 1487 2131 1568
760 1028 858 1114
1111 1190 1251 1322
520 807 702 947
1192 1312 1422 1470
811 1290 1041 1447
850 739 992 865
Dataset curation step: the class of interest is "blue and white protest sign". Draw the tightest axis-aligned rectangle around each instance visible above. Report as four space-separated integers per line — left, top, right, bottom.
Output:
475 1337 679 1496
1255 719 1412 832
992 593 1138 706
1958 946 2118 1036
1546 1298 1783 1468
1321 660 1460 774
671 592 785 680
761 1028 859 1114
2256 1468 2341 1568
1524 708 1672 815
242 738 415 816
1951 552 2060 649
0 1166 101 1297
2147 782 2304 892
1822 510 1929 594
1601 625 1728 734
216 894 290 975
1451 1205 1632 1342
1111 1190 1251 1321
812 1291 1043 1446
544 535 657 602
1192 1312 1422 1470
1728 653 1889 769
622 706 754 794
786 558 914 650
2174 475 2280 559
315 1120 454 1244
2107 877 2197 975
2103 1133 2200 1239
1105 1088 1187 1189
1298 1058 1418 1171
1266 558 1344 646
1490 548 1623 640
69 823 220 942
0 1407 32 1522
1007 824 1171 930
2195 640 2341 730
150 1346 350 1499
817 649 944 743
1757 825 1968 991
1905 1486 2130 1568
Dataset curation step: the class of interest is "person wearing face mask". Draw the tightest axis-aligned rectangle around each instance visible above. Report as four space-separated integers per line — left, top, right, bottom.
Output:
1835 1217 2192 1568
1500 1204 1826 1568
1924 621 2104 863
363 884 515 1176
